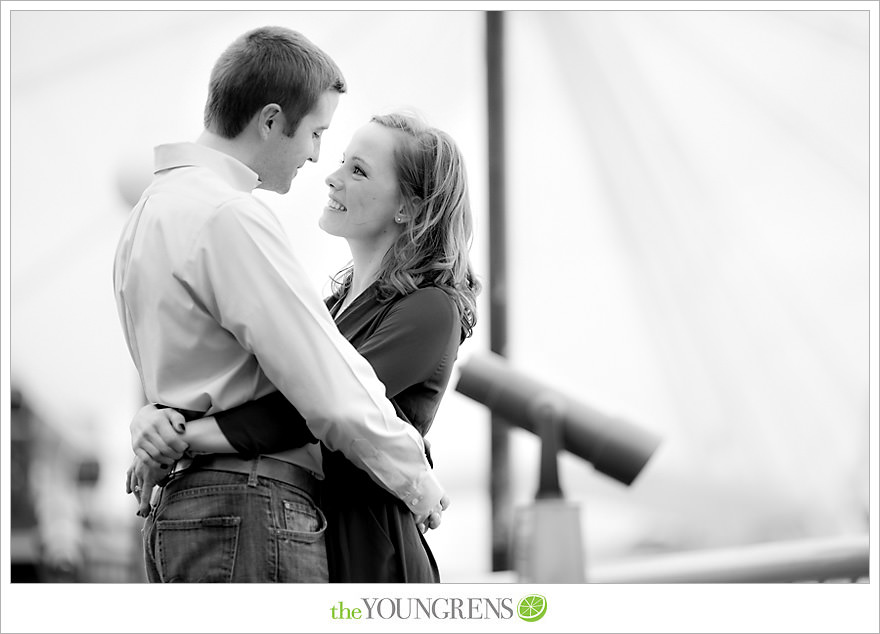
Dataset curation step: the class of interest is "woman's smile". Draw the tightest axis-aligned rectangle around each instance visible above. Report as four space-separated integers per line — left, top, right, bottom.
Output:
327 198 347 212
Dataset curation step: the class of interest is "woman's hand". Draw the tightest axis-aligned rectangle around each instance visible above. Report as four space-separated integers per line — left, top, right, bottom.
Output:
130 404 190 469
126 455 167 517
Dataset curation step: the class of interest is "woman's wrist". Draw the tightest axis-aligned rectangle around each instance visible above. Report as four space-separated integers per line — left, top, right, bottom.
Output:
182 416 236 454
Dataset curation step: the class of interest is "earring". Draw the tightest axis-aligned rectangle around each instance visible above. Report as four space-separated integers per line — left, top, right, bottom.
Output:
395 216 404 224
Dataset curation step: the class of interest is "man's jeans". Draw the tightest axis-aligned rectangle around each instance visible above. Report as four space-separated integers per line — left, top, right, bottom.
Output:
142 468 328 582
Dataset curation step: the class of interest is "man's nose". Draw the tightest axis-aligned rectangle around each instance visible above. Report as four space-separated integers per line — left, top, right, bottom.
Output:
308 138 322 163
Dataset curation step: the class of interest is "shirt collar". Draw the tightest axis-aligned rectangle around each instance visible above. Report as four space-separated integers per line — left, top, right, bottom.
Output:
153 142 262 192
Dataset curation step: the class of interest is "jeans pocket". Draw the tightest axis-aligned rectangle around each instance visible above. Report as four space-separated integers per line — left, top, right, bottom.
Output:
277 494 328 582
281 497 327 543
155 516 241 582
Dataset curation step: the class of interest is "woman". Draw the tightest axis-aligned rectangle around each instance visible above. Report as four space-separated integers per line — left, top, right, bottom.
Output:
127 112 480 582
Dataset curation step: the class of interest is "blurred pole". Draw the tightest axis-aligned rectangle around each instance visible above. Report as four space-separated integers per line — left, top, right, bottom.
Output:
486 10 512 572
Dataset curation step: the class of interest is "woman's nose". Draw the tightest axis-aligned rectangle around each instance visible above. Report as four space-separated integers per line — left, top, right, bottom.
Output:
325 169 342 188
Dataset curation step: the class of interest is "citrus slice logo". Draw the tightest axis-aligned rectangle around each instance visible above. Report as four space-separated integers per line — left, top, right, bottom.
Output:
517 594 547 622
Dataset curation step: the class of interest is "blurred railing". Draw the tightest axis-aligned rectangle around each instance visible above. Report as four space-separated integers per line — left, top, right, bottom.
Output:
588 534 869 583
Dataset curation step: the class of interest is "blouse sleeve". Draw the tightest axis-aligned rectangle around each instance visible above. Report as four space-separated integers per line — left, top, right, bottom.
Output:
214 390 316 456
214 287 458 455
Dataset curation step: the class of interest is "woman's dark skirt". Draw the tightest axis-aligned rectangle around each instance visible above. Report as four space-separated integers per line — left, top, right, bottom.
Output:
321 448 440 583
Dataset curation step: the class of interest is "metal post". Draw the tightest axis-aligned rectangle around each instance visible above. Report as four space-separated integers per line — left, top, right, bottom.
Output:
486 9 512 572
534 398 564 500
514 400 587 583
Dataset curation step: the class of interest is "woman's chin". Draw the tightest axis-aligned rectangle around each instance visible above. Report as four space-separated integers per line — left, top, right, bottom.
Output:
318 214 344 237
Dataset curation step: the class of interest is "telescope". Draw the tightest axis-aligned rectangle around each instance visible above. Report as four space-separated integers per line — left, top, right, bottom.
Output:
455 352 661 485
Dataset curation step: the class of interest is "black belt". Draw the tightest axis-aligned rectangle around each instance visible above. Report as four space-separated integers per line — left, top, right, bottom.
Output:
165 454 320 498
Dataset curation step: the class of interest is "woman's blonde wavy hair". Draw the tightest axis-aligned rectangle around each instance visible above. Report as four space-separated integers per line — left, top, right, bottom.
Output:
330 112 481 339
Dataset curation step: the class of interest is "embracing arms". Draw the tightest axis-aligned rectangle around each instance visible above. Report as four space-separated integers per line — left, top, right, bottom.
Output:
125 202 446 522
129 287 457 463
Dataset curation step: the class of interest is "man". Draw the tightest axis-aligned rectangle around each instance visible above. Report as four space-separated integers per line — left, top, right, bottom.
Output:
113 26 446 582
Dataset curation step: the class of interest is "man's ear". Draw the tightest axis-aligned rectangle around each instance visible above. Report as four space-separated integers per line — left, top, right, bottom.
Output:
258 104 283 138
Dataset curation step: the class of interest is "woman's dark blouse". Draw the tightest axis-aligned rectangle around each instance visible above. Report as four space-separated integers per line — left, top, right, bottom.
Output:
213 282 462 582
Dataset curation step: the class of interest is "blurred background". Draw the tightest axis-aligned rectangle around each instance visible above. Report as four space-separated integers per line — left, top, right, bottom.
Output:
3 6 873 590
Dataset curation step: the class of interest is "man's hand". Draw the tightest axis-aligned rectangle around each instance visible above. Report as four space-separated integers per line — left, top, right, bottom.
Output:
125 454 167 517
415 494 451 534
130 404 189 468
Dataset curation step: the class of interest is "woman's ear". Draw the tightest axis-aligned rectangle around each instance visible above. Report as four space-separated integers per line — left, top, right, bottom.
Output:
395 196 419 225
403 195 423 218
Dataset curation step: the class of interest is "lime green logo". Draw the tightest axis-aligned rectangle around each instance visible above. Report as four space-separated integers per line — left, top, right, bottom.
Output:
517 594 547 622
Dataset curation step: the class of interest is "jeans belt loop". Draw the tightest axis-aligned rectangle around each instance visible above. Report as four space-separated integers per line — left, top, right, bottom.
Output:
247 455 260 488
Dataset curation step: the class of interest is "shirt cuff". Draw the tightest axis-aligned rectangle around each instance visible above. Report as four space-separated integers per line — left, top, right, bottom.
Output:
400 467 445 517
348 436 446 515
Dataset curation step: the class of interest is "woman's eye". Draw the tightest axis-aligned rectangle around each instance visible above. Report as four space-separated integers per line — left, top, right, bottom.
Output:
353 166 365 176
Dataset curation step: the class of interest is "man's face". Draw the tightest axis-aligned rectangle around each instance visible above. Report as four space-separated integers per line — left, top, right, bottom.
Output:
258 90 340 194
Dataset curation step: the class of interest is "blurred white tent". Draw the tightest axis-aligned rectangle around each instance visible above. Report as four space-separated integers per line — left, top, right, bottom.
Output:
502 9 870 553
3 4 872 591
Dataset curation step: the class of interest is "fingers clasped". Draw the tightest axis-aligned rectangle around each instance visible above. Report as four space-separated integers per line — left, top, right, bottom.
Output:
130 404 189 467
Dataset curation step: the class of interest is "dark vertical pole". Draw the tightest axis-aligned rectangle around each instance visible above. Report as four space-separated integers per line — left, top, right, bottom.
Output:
486 10 512 572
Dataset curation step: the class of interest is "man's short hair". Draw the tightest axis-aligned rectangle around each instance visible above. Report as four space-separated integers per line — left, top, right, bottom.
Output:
204 26 346 139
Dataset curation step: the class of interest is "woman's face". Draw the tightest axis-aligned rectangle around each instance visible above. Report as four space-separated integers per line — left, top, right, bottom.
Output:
319 122 405 244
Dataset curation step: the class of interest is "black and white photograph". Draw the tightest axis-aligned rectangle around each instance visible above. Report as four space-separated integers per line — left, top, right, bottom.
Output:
1 2 877 633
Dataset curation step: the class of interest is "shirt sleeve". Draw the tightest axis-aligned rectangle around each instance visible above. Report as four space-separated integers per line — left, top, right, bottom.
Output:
214 390 316 456
182 198 443 516
215 288 458 454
